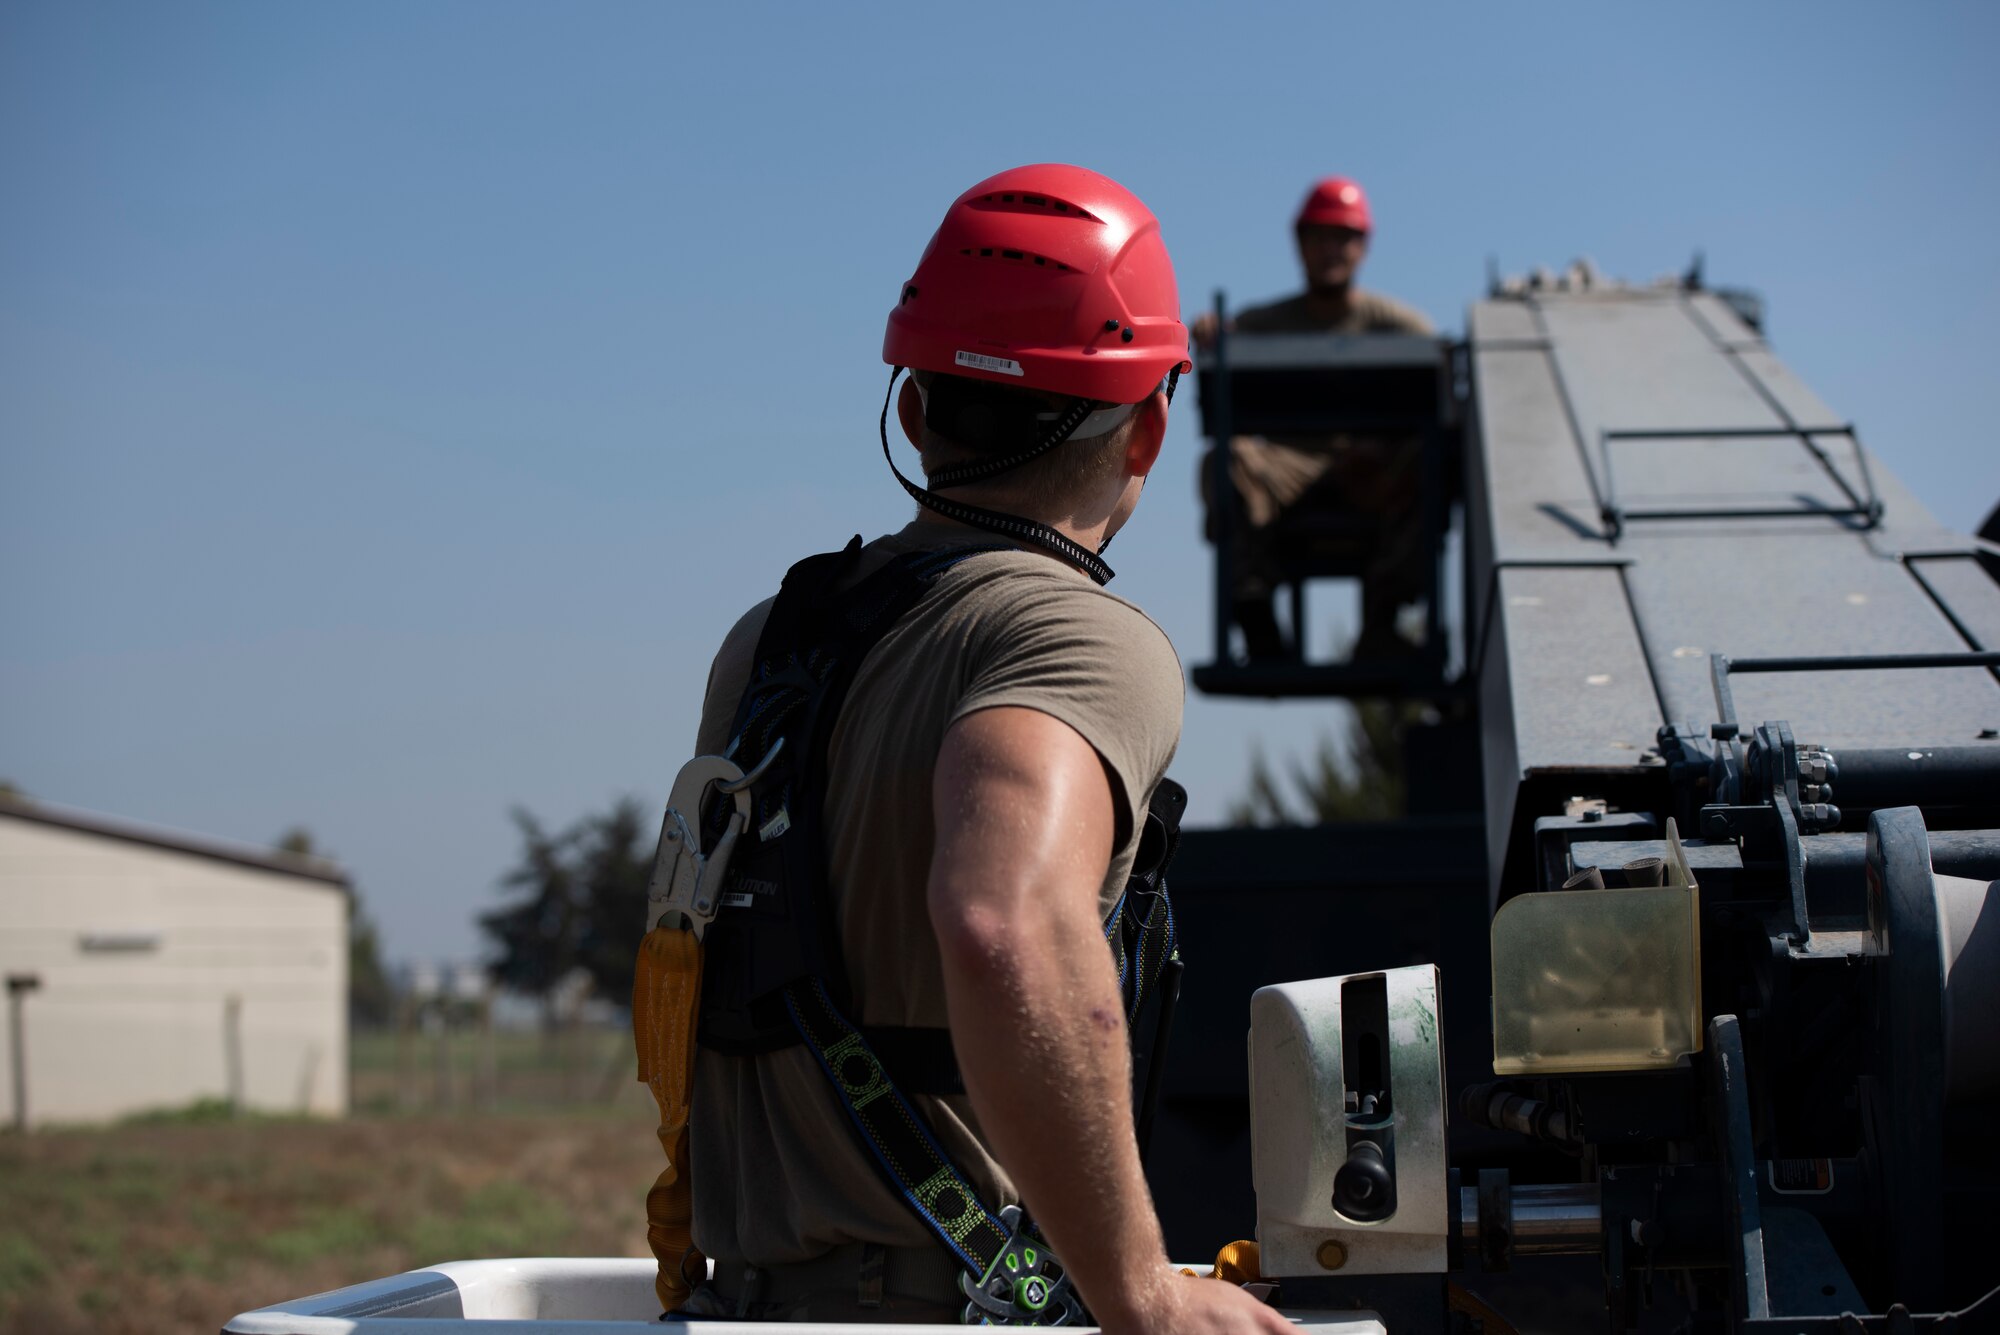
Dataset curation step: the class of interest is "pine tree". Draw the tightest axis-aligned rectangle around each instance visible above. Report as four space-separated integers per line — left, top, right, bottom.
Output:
480 801 653 1016
1227 700 1414 826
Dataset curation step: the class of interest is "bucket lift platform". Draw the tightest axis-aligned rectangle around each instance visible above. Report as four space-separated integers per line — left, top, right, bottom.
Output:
1191 294 1461 700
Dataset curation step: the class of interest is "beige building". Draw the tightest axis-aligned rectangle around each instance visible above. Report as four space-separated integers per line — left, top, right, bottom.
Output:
0 793 349 1126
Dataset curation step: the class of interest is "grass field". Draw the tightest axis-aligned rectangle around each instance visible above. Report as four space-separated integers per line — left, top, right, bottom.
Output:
0 1102 664 1335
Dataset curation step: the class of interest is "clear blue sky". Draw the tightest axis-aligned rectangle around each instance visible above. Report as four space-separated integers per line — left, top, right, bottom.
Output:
4 1 1996 963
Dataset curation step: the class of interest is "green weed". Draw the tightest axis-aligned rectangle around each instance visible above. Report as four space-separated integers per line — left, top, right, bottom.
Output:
0 1235 49 1301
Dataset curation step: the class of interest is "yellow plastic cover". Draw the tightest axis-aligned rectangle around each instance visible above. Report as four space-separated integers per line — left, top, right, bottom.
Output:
1490 819 1702 1074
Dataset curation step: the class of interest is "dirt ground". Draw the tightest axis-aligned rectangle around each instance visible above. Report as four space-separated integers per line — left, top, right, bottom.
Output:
0 1108 662 1335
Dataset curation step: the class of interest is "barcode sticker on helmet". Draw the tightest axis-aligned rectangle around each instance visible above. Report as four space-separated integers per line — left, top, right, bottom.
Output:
955 350 1025 377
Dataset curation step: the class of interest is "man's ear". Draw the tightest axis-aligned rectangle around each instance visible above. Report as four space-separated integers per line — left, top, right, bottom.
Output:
1123 390 1169 479
897 377 925 449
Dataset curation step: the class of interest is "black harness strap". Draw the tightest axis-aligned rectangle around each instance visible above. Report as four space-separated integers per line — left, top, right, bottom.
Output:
860 1026 967 1097
698 540 1003 1054
785 977 1015 1273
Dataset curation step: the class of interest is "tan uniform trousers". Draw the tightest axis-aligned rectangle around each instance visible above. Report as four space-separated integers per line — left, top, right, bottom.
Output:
1202 431 1424 633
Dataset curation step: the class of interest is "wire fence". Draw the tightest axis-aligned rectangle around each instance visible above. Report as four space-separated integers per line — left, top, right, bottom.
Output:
348 1020 646 1116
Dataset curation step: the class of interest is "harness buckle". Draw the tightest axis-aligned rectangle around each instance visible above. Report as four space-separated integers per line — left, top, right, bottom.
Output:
647 753 755 940
957 1205 1086 1326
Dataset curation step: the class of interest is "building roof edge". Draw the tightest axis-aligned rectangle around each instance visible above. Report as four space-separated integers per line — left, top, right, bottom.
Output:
0 793 353 890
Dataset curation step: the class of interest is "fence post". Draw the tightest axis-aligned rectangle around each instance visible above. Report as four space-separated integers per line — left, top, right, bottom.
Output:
479 994 498 1113
7 974 41 1132
432 1002 453 1110
396 997 414 1110
224 994 244 1114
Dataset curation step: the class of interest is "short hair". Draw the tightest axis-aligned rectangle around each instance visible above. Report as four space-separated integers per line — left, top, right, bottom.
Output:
911 372 1130 510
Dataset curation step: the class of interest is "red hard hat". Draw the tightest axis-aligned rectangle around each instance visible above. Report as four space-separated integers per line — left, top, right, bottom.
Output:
1295 176 1372 233
883 164 1191 405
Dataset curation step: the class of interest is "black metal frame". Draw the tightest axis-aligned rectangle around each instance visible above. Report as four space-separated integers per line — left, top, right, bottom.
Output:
1597 424 1884 540
1207 291 1239 671
1708 1015 1772 1323
1708 649 2000 733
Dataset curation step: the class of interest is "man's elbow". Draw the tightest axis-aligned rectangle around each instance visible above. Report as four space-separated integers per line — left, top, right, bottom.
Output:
928 889 1030 985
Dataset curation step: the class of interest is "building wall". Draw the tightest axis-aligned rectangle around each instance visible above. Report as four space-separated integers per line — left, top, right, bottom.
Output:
0 816 348 1125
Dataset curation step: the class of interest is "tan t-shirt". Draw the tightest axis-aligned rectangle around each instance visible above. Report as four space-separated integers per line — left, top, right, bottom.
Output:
1234 287 1434 335
687 520 1185 1265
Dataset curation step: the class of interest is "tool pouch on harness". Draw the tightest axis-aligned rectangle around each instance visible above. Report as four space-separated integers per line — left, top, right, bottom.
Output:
1110 777 1186 1026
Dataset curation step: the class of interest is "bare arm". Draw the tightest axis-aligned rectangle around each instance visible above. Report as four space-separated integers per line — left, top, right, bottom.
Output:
927 706 1289 1335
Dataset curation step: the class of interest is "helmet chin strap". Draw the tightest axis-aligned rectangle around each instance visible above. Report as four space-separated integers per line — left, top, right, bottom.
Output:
878 367 1115 585
1097 362 1178 560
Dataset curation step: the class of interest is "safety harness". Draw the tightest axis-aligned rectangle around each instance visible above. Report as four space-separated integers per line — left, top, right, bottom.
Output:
637 536 1184 1324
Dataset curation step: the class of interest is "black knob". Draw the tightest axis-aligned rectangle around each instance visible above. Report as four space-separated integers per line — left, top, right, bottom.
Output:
1332 1140 1395 1222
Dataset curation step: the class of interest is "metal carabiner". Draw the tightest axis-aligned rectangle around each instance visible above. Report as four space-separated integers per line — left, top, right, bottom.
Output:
646 753 753 940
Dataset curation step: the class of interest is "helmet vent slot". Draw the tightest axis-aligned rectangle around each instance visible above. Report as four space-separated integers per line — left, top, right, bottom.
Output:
973 192 1102 223
960 247 1073 272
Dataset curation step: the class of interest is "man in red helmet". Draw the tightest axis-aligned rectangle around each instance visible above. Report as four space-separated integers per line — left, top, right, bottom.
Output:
667 165 1287 1333
1195 176 1435 660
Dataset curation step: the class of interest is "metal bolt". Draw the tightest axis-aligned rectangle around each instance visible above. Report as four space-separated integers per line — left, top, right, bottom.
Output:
1104 319 1121 331
1120 328 1135 342
1316 1240 1348 1271
1581 808 1604 823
